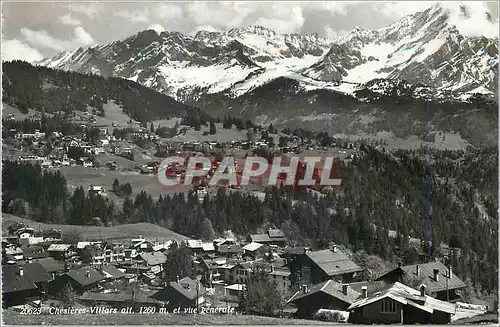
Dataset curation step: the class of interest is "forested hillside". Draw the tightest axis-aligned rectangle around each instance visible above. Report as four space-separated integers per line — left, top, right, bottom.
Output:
2 61 210 124
3 144 497 294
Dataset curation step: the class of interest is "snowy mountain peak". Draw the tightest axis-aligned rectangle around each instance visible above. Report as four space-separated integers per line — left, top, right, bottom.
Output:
304 3 498 95
35 4 497 105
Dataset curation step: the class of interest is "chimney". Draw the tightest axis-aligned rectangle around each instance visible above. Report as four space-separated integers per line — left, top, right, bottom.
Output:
271 264 275 273
415 265 420 276
433 268 439 282
342 284 348 296
397 262 402 268
420 284 426 297
361 286 367 298
302 284 308 293
19 267 24 276
85 271 90 278
176 275 180 284
448 265 452 279
332 244 338 253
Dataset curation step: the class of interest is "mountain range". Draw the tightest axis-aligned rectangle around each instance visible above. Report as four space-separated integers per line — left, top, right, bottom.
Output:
28 4 500 147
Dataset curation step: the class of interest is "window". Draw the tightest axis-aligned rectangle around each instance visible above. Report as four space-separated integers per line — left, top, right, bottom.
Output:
380 299 396 313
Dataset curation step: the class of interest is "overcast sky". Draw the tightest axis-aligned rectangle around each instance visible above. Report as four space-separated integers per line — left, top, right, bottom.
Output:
2 1 499 63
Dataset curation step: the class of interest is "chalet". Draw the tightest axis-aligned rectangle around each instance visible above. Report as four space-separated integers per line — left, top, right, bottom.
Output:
139 251 167 266
2 264 50 307
223 284 246 302
103 244 126 263
186 240 204 255
268 266 292 296
100 264 126 280
201 242 215 254
47 244 76 261
138 252 167 278
216 244 243 259
247 229 287 247
348 282 456 324
153 240 176 252
32 257 65 279
282 246 308 265
152 277 207 309
197 257 226 285
242 242 267 259
56 266 105 294
376 262 467 302
289 246 362 286
21 245 49 260
40 229 63 241
214 238 237 247
16 227 35 239
287 280 361 319
88 185 107 197
217 263 239 284
131 238 154 252
4 245 24 261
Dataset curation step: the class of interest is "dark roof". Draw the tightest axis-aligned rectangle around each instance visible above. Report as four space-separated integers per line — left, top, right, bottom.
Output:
80 291 160 304
305 249 362 276
250 234 272 243
20 245 49 259
139 252 167 266
348 282 456 315
217 244 243 254
288 279 361 305
398 261 467 293
2 265 38 293
18 262 53 283
101 264 126 279
65 266 105 287
348 280 391 295
155 277 207 301
32 257 65 273
283 247 307 256
268 229 286 238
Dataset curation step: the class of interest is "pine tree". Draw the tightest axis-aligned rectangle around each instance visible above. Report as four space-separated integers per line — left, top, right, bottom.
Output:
209 121 216 135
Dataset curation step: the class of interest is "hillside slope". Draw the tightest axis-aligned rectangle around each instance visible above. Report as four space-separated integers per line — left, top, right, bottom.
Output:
2 61 209 124
2 214 190 242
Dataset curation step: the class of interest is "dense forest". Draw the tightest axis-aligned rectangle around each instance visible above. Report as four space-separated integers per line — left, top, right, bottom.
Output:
3 144 498 295
2 61 210 125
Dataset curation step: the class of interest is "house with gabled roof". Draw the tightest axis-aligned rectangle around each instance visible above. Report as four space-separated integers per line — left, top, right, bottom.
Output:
376 261 467 302
289 246 362 286
32 257 65 279
347 282 456 324
242 242 267 259
55 266 105 294
247 228 287 247
2 262 52 307
138 252 167 267
100 264 126 280
47 243 75 261
216 244 243 259
288 279 361 318
152 276 207 309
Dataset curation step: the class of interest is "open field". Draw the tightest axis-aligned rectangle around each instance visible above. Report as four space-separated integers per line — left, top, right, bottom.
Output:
2 214 190 242
58 166 191 201
2 311 334 325
2 102 40 120
171 123 249 143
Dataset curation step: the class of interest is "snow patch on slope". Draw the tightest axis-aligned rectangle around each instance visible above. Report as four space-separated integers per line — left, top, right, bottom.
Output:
156 61 258 95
